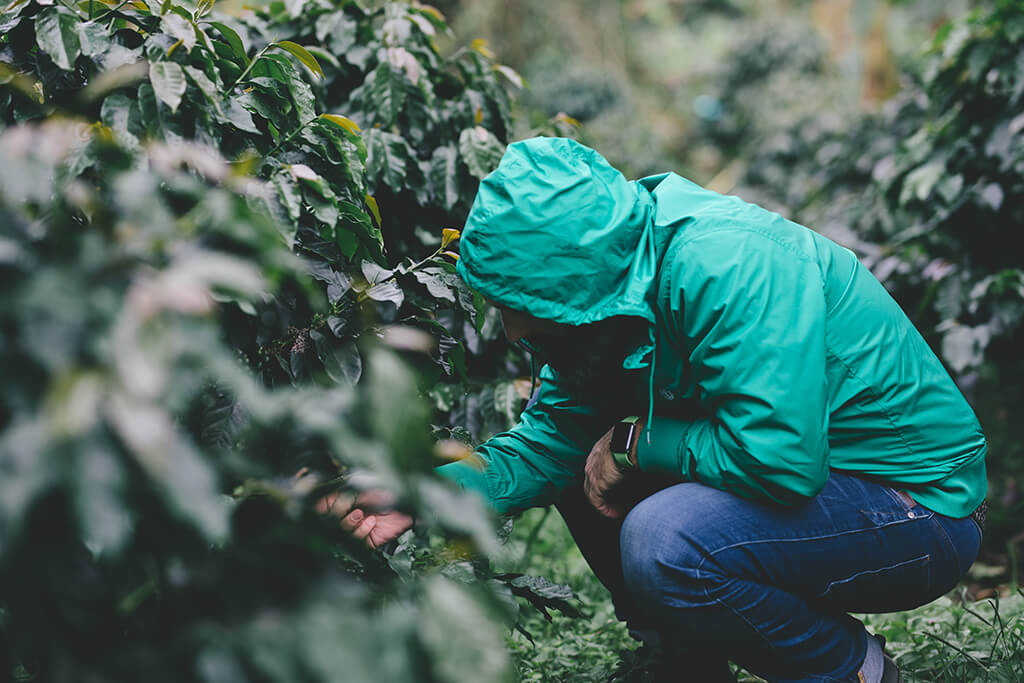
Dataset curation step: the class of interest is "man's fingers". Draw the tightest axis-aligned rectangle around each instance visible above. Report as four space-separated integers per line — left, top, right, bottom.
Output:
317 492 355 517
340 507 364 532
584 474 610 514
353 515 377 540
317 488 412 549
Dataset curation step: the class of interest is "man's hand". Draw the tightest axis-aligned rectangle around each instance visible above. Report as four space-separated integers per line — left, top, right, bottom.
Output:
584 425 633 519
317 489 414 549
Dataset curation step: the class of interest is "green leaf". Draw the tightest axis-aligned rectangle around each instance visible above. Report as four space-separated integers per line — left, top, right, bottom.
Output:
369 61 407 128
283 0 306 18
303 45 340 71
184 64 222 115
77 20 109 58
271 40 324 79
250 53 316 125
335 229 358 260
314 11 356 54
75 442 132 553
108 393 229 543
222 97 258 133
273 172 302 222
311 331 362 385
337 200 379 247
413 266 457 303
941 323 991 373
149 61 187 112
418 577 514 683
36 6 82 71
428 144 459 211
493 64 525 89
899 162 945 204
161 13 196 52
99 92 142 144
366 280 404 308
365 129 413 192
458 126 505 179
319 113 361 136
205 21 249 66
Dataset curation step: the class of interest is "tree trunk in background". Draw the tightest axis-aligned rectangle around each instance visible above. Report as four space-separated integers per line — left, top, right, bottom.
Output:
861 1 900 109
811 0 854 60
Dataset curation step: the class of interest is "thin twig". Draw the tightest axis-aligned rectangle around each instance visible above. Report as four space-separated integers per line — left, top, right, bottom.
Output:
92 0 135 23
518 506 552 569
224 44 269 94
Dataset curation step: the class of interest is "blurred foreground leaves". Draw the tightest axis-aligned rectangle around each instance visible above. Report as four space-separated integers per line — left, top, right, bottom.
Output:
0 0 557 679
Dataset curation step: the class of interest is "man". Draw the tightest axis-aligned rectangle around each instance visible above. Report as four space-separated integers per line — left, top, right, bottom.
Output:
338 137 987 683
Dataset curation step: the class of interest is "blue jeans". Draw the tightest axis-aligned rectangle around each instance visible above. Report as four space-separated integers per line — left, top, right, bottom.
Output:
555 471 982 682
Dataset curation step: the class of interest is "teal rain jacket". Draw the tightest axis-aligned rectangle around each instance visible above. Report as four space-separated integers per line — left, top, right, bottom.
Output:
437 137 987 519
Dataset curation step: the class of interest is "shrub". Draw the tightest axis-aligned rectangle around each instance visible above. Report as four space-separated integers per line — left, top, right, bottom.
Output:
0 0 552 679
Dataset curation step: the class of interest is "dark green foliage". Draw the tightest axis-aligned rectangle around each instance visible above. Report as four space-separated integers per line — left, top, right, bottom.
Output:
0 0 539 679
0 118 513 682
730 0 1024 545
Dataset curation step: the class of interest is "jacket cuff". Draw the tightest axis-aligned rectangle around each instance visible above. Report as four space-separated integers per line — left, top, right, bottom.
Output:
435 456 492 502
635 417 691 478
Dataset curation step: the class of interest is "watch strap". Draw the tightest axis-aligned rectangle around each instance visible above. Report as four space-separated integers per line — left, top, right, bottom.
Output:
611 416 641 470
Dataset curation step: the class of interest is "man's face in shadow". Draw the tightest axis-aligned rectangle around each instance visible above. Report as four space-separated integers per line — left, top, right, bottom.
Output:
498 306 647 397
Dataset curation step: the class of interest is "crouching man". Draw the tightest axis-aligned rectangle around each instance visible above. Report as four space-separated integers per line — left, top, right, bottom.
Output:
335 137 987 683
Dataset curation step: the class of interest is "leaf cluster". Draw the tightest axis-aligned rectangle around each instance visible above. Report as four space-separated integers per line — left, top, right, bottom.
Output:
0 0 540 679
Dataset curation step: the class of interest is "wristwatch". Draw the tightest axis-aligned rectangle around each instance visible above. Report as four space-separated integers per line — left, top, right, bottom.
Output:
610 416 641 470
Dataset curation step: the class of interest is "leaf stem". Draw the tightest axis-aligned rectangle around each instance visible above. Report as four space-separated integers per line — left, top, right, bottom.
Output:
224 44 269 94
354 247 445 304
264 117 314 159
517 506 551 570
92 0 135 23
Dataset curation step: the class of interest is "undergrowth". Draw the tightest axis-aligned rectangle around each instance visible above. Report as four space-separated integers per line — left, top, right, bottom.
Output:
506 507 1024 683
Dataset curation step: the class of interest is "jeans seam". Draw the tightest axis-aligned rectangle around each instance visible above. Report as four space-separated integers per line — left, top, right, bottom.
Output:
817 554 930 598
704 518 917 558
695 554 856 683
927 514 963 577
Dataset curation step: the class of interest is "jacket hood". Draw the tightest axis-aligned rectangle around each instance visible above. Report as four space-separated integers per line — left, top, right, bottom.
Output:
457 137 666 328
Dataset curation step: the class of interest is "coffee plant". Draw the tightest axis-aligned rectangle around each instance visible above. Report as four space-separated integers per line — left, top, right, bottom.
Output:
0 0 573 679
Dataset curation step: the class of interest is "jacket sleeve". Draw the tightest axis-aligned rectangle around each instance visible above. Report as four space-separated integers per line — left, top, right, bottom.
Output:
436 366 615 515
635 230 830 505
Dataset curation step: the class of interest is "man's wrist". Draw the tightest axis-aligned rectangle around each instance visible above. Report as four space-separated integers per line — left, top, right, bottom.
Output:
610 416 643 470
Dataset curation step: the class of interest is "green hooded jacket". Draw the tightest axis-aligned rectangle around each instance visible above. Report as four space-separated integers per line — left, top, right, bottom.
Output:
437 137 987 519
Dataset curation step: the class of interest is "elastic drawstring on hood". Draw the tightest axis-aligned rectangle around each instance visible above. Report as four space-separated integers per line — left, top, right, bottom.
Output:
457 137 674 436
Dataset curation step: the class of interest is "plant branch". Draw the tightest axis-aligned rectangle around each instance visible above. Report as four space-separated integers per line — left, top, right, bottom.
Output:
518 507 551 570
225 44 270 94
92 0 135 23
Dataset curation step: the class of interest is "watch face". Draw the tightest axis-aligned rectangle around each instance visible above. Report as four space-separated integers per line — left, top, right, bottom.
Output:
610 422 636 454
